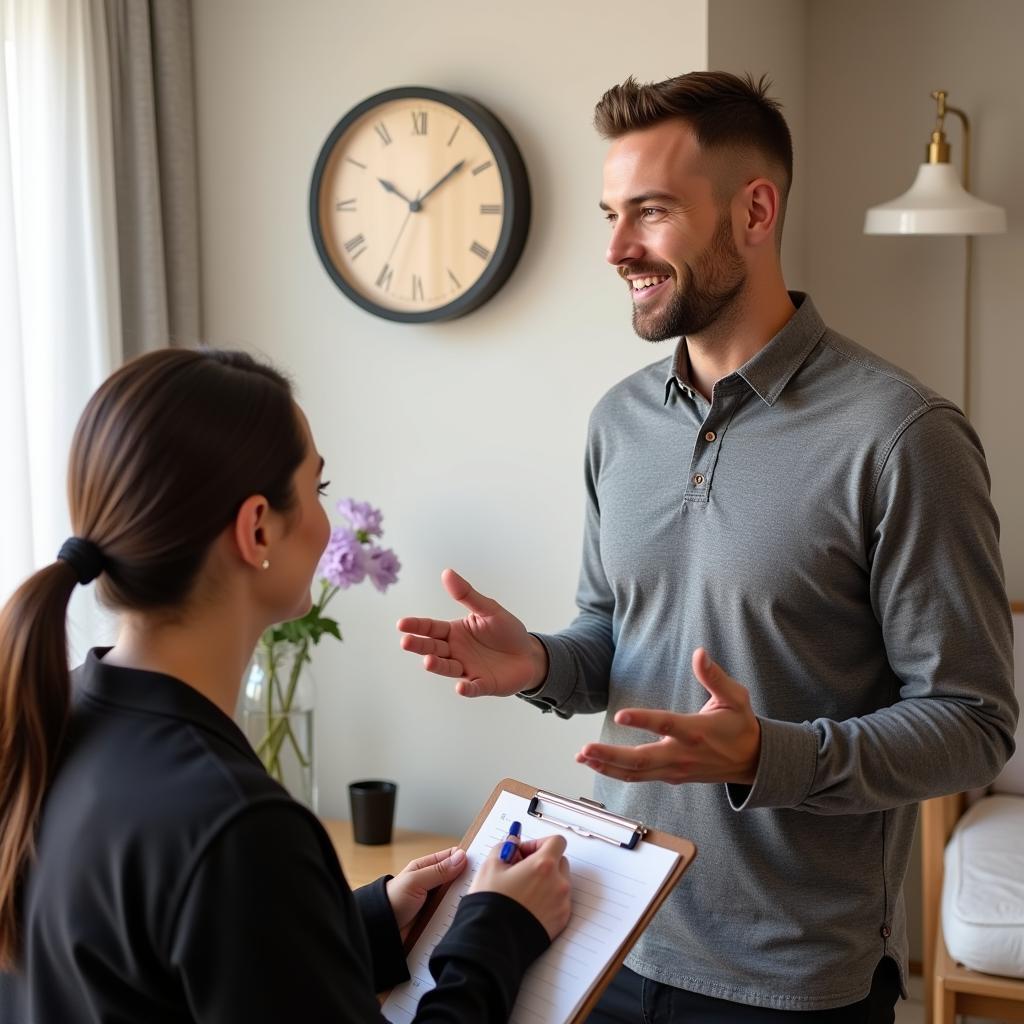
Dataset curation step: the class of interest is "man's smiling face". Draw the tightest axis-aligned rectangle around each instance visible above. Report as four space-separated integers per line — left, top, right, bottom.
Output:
601 119 747 341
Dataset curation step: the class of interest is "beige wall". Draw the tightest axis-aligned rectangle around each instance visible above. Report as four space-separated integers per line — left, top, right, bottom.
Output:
803 0 1023 601
708 0 808 288
192 0 709 834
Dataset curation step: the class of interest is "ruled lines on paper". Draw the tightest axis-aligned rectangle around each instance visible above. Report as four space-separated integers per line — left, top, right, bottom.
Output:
381 790 679 1024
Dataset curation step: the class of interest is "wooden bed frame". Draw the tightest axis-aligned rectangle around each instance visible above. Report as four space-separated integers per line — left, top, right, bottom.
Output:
921 600 1024 1023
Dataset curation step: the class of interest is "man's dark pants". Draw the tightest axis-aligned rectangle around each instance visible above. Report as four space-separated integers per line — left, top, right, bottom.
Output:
587 959 901 1023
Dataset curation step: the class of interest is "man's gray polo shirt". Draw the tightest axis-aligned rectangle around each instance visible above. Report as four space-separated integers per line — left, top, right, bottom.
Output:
522 293 1016 1011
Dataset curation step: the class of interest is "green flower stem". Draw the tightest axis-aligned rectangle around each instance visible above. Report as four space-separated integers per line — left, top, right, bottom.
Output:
282 637 310 715
253 714 288 757
262 637 309 779
263 636 285 779
252 580 341 787
282 718 311 767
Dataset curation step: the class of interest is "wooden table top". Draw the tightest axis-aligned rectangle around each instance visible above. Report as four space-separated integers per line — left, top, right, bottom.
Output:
322 818 461 890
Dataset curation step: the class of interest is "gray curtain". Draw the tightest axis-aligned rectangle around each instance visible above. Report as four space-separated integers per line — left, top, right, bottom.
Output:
104 0 201 355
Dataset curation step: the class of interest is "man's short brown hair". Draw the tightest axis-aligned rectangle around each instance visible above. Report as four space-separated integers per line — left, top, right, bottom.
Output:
595 71 793 239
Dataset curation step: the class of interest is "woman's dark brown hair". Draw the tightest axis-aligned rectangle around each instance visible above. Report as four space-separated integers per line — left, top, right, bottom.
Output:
0 348 306 968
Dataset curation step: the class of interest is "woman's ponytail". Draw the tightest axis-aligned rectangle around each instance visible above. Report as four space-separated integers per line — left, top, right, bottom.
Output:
0 561 79 969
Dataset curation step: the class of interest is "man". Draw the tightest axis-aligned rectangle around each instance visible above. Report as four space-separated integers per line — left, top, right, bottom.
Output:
398 72 1017 1021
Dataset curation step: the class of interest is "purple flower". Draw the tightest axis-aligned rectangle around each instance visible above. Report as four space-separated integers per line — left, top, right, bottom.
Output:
318 527 368 588
336 498 383 537
365 545 401 593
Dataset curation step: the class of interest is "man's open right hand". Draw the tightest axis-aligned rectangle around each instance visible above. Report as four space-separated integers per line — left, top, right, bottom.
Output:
396 569 548 697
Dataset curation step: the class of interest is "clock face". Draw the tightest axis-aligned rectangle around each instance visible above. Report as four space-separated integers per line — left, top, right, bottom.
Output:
310 88 530 323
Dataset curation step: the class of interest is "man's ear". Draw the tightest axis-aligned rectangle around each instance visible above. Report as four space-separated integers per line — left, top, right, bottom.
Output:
742 177 781 248
233 494 272 570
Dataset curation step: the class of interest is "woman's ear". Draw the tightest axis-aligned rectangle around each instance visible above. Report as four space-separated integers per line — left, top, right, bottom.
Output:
233 494 273 570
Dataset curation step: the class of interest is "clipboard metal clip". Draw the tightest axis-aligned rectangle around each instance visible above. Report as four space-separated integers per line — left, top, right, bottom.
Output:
528 790 647 850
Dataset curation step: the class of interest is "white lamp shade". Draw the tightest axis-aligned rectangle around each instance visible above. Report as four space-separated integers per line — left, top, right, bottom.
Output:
864 163 1007 235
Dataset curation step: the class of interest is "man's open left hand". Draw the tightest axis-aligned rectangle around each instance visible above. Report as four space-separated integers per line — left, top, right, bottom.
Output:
575 648 762 786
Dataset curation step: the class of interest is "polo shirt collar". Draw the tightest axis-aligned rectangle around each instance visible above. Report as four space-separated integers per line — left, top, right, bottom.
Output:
75 648 261 766
664 344 698 405
663 292 827 407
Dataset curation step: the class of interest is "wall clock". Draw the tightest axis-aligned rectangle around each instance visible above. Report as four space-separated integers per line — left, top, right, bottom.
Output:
309 86 531 323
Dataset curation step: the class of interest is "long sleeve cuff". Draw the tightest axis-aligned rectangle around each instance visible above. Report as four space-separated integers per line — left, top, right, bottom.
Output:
515 633 578 716
353 875 409 992
424 892 550 1020
727 717 818 811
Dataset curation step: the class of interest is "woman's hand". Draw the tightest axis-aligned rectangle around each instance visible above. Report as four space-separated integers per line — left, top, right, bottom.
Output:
471 834 572 941
386 846 468 938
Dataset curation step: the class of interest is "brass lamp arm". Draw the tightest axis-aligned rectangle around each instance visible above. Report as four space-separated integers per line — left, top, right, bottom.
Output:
929 90 972 189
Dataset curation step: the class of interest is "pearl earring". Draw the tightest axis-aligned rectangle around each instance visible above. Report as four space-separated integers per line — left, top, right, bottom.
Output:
261 559 270 570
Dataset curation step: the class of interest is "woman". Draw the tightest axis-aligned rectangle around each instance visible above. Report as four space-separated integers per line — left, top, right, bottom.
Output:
0 348 571 1022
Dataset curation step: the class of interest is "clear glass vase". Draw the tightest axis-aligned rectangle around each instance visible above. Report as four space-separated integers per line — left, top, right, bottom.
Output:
242 640 317 811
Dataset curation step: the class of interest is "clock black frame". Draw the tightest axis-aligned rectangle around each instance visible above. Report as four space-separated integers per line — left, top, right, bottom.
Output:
309 86 531 324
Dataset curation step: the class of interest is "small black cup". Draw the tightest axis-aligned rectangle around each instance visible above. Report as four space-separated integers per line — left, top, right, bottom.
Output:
348 779 397 845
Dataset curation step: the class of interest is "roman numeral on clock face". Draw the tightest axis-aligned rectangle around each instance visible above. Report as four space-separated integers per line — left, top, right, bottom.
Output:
374 122 392 146
412 274 425 301
376 263 394 290
336 198 357 212
344 234 367 260
480 204 501 215
469 241 491 261
411 111 427 135
471 160 492 176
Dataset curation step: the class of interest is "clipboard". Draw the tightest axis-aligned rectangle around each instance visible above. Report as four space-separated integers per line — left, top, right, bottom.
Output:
387 777 696 1024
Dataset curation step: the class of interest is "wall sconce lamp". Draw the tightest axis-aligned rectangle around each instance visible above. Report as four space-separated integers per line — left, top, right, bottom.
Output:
864 90 1007 419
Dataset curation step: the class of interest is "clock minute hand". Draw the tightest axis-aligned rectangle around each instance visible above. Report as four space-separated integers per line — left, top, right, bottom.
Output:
377 177 420 211
418 160 466 205
386 190 422 265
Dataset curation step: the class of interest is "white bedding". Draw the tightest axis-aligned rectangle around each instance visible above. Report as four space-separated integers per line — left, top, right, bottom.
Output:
942 794 1024 978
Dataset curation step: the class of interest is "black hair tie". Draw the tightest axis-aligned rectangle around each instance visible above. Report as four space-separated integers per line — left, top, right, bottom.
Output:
57 537 105 585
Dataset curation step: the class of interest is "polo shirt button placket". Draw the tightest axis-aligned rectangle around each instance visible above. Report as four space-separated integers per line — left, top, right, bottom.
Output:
688 396 729 499
688 422 716 497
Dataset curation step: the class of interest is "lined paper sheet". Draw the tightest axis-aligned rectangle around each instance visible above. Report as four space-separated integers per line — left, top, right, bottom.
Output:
381 791 679 1024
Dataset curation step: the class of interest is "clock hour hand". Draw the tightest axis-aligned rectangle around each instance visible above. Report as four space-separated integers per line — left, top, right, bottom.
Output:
418 160 466 205
377 177 421 211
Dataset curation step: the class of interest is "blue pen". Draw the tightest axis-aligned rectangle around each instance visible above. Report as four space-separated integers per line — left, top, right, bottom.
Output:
500 821 522 863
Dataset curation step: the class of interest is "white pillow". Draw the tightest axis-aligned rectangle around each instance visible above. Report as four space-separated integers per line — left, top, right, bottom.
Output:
942 794 1024 978
991 610 1023 795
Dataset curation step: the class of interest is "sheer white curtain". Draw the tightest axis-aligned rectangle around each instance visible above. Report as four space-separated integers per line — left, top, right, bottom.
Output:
1 0 121 657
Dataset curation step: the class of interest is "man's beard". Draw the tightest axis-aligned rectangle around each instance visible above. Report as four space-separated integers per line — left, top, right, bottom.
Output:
630 212 746 342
